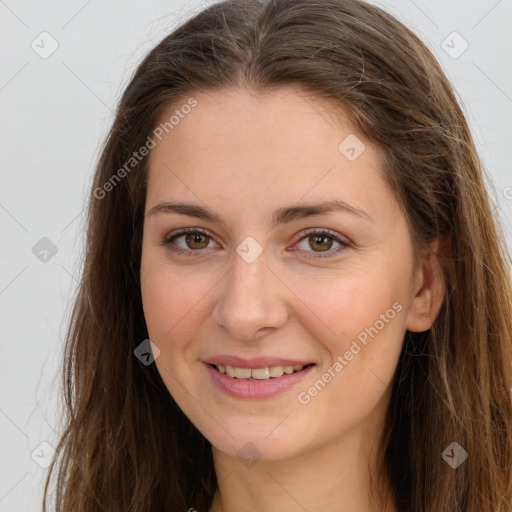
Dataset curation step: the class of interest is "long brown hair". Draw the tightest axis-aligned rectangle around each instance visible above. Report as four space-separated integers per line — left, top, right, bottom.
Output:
42 0 512 510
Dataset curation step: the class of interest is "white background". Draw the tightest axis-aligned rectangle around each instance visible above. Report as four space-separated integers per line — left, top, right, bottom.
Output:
1 0 511 509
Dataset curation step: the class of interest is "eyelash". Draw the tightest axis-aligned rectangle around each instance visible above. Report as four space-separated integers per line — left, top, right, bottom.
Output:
159 227 352 259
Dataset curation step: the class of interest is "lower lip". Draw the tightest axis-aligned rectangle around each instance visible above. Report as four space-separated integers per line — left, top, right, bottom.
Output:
204 363 316 399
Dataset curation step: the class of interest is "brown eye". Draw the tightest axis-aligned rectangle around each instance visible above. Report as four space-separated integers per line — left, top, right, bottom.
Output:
307 234 334 252
161 228 219 255
183 232 210 250
293 229 352 259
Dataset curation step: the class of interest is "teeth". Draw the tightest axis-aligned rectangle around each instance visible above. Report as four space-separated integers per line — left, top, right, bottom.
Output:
234 367 252 378
269 365 284 377
252 367 270 380
215 364 308 379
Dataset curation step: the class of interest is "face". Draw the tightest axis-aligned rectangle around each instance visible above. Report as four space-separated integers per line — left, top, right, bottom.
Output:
140 86 425 462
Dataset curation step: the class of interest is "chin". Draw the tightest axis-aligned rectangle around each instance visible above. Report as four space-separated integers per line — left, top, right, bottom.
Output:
204 418 318 463
212 437 303 463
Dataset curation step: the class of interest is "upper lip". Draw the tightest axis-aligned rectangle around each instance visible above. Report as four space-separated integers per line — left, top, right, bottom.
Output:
204 355 316 369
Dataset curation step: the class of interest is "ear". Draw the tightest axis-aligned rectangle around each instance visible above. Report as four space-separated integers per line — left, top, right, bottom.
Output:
406 238 446 333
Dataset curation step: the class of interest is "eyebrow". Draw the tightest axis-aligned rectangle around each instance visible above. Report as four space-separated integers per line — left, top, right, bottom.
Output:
146 199 373 226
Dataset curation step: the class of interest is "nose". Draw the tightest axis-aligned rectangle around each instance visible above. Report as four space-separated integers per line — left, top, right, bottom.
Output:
211 247 289 341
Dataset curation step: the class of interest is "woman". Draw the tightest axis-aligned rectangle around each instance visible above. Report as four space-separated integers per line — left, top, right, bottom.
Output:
43 0 512 510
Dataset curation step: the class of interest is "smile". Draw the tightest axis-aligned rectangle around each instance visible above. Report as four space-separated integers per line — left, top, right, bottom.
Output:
205 362 317 399
212 363 314 380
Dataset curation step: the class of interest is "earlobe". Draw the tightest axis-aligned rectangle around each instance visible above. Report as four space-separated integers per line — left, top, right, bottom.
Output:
406 239 446 333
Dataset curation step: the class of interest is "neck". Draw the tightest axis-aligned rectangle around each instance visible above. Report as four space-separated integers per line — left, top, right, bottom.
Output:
208 416 396 512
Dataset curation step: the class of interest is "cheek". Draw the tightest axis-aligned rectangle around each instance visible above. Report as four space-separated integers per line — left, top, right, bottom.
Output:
289 260 408 400
289 284 406 448
139 256 208 402
288 263 407 347
140 251 215 350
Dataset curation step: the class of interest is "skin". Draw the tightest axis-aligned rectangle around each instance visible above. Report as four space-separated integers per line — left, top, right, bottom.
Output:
139 86 445 512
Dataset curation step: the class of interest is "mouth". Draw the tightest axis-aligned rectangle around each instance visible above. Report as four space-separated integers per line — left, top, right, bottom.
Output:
209 362 316 380
205 360 317 399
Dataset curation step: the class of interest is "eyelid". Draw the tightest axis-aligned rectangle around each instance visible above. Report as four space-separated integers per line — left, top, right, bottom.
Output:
293 227 351 246
160 227 219 248
160 227 352 258
288 228 352 259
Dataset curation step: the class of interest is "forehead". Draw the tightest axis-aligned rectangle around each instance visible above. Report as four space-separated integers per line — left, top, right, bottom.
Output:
151 86 356 154
145 86 390 220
